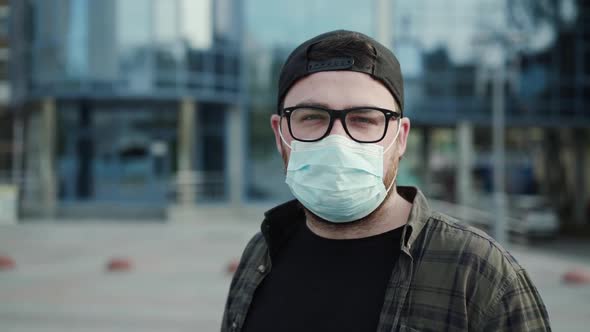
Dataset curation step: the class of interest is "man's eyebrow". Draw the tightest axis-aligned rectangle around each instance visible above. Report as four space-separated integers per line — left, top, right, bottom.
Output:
292 99 383 109
293 99 331 108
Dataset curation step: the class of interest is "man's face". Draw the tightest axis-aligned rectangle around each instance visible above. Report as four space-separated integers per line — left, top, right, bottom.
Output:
271 71 411 185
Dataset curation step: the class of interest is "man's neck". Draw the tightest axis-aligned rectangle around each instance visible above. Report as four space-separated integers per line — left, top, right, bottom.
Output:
305 188 413 240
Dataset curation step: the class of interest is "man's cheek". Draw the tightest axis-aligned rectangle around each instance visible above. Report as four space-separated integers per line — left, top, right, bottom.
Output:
281 149 290 170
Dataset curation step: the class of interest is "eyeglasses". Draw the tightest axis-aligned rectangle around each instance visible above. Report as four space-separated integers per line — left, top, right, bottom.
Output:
281 106 401 143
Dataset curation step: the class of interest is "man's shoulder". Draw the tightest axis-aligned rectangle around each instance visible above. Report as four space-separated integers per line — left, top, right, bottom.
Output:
420 210 524 277
241 231 267 260
405 210 550 330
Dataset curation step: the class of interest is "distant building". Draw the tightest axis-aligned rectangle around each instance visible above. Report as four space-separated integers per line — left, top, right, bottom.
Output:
10 0 245 218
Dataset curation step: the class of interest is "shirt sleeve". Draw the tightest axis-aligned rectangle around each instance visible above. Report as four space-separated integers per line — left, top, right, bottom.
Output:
220 257 244 332
220 232 264 332
480 268 551 332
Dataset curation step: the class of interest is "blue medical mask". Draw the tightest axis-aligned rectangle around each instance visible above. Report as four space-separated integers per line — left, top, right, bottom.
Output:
280 121 401 223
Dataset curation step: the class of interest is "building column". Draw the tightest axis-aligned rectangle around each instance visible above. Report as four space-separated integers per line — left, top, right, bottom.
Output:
375 0 393 48
574 128 588 226
40 98 57 218
177 97 197 206
421 126 432 194
76 100 94 199
456 121 474 207
227 105 243 208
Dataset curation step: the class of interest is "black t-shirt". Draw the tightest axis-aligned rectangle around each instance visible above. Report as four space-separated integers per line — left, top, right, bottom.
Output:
242 220 403 332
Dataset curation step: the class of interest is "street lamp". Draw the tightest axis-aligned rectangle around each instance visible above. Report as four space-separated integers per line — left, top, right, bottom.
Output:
474 31 524 245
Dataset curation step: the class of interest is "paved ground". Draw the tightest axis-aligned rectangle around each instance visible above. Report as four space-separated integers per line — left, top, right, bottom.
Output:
0 219 589 331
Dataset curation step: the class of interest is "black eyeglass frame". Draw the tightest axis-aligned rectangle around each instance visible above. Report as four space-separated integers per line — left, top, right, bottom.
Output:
281 106 402 143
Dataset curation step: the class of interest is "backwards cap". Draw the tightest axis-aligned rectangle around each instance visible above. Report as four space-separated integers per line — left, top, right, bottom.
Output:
277 30 404 116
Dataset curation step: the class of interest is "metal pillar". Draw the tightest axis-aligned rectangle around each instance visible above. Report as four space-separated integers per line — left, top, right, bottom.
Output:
492 67 507 244
227 105 243 209
177 97 197 206
422 127 432 194
574 128 588 226
375 0 393 48
40 98 57 218
456 121 474 210
12 110 23 186
76 100 94 199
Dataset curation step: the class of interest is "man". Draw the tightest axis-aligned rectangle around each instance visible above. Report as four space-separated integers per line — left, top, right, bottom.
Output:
222 30 550 332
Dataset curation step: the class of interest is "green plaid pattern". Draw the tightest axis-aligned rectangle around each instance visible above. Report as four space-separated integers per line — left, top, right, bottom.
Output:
221 187 551 332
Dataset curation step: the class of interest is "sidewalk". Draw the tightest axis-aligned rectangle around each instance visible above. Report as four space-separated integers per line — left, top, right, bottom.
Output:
508 243 590 331
0 221 589 331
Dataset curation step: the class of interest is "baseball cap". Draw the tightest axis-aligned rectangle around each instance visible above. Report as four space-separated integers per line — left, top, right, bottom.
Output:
277 30 404 116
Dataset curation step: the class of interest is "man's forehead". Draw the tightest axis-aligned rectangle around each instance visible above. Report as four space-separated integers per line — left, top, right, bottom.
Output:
283 71 397 110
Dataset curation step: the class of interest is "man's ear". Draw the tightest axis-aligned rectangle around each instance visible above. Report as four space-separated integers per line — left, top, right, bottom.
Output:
396 117 411 158
270 114 284 154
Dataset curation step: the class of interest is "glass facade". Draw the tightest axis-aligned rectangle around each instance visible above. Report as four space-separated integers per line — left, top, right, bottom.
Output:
56 102 178 204
392 0 589 127
27 0 241 101
15 0 243 213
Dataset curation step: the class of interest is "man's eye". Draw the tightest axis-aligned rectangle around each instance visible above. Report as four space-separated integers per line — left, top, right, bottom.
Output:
294 109 328 122
349 116 378 125
351 117 371 123
302 114 325 121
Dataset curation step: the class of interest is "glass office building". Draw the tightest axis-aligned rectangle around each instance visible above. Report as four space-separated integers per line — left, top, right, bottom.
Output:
11 0 244 217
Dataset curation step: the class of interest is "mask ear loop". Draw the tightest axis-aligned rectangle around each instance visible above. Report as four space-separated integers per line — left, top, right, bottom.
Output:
278 118 293 150
383 119 401 154
383 119 402 193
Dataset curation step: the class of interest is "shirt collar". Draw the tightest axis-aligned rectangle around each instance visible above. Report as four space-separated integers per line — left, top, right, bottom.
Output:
261 186 432 258
396 186 431 253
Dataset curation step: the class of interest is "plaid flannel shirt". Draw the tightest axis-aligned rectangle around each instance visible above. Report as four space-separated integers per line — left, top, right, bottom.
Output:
221 187 551 332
